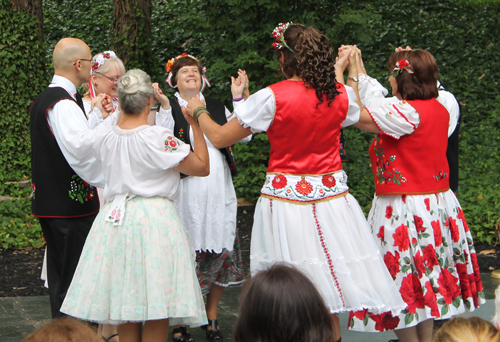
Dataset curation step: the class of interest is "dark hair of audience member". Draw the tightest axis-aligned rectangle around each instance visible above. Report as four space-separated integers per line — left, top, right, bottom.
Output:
433 316 500 342
387 49 439 101
22 318 101 342
233 263 334 342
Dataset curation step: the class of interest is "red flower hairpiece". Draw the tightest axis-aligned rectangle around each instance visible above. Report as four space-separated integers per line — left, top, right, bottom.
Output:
392 60 414 77
271 22 298 53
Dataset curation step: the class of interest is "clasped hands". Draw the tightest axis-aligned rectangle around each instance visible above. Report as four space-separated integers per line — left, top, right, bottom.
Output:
91 93 114 119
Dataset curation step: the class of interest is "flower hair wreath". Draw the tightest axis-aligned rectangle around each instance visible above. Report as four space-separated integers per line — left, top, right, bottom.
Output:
89 50 118 100
165 53 211 92
272 22 297 53
392 60 414 78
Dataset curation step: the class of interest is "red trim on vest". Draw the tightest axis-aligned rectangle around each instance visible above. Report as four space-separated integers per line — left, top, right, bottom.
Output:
33 209 99 218
369 99 450 195
266 81 348 175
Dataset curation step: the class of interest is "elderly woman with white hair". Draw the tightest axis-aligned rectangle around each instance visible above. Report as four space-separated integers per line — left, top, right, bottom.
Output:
61 69 210 342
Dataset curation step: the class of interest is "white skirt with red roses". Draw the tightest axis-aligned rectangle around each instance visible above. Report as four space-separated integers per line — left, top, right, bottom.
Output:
250 172 407 315
348 189 485 332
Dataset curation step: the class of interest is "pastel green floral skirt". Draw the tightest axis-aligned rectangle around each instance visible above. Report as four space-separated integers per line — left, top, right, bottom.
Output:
61 196 207 326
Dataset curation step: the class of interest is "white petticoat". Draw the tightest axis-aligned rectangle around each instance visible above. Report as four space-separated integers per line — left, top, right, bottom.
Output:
250 193 407 315
174 146 237 252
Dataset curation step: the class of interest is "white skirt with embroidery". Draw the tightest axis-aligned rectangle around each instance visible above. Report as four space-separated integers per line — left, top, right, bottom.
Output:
174 146 237 253
250 193 406 315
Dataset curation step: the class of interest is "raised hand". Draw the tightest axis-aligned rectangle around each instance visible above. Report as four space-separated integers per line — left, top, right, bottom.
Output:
231 69 247 99
152 82 170 110
395 46 412 53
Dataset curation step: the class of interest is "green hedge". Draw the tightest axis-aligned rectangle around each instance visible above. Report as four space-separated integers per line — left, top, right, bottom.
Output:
0 0 499 249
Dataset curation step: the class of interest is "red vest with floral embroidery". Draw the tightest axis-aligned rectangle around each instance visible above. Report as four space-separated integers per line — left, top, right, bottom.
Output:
266 80 348 175
369 98 450 196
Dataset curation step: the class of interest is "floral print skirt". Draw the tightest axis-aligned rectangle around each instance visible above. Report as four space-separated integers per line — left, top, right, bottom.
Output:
348 190 485 332
61 196 207 326
196 229 245 296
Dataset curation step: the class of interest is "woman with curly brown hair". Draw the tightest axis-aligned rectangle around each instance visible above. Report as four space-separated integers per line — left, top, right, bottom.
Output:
184 23 406 341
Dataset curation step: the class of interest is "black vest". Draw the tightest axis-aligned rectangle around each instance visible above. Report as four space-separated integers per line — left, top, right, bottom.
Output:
447 102 461 194
170 97 238 177
30 86 99 217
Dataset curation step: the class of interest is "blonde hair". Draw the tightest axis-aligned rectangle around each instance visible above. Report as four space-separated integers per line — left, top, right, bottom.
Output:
22 318 101 342
433 317 500 342
84 52 125 97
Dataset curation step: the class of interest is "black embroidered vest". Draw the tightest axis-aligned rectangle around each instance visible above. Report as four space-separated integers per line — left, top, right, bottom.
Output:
170 97 238 177
30 86 99 218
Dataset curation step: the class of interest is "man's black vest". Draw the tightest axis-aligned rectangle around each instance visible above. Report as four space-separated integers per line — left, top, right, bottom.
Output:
30 86 99 217
170 97 237 177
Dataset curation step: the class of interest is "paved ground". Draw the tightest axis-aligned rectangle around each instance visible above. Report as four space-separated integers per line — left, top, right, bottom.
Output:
2 274 499 342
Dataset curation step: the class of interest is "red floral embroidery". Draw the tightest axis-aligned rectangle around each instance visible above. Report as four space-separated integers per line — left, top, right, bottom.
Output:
377 226 385 242
457 207 469 232
322 174 336 187
400 273 425 314
431 220 443 246
413 251 426 278
424 198 430 211
384 251 400 280
393 224 410 252
414 215 425 233
370 311 400 332
437 268 461 304
385 205 393 219
448 217 460 243
272 174 287 189
423 281 439 317
423 245 439 270
295 179 313 195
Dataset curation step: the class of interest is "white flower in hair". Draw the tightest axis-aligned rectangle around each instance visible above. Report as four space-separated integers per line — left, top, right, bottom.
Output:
91 50 118 74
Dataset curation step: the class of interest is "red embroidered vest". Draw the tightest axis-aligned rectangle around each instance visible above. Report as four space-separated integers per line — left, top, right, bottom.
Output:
369 99 450 196
266 80 348 175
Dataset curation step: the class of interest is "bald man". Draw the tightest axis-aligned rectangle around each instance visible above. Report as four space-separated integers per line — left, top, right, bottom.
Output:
30 38 111 318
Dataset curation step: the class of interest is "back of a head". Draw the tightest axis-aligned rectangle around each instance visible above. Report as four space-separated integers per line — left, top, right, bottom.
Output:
433 317 500 342
22 318 101 342
53 38 88 72
233 264 333 342
387 49 439 100
117 69 153 115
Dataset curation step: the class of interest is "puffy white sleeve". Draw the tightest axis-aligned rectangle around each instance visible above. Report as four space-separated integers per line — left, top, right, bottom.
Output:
358 73 392 107
365 100 420 139
232 87 276 133
152 129 191 169
437 88 460 137
342 85 361 127
155 105 175 131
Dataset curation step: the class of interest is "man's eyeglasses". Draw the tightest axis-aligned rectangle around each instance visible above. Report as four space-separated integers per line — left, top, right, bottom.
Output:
73 58 95 65
95 72 121 84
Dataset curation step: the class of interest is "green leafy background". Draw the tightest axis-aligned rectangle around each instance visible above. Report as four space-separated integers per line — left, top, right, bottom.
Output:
1 0 499 249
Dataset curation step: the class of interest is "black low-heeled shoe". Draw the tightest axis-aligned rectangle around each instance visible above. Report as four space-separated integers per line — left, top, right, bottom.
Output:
203 319 222 341
172 326 194 342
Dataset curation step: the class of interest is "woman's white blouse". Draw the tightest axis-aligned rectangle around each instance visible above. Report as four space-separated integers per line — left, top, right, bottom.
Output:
155 92 252 145
232 85 361 134
358 73 460 139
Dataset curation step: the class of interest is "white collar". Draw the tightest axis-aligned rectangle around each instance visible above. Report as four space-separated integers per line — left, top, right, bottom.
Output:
174 91 205 107
51 75 78 100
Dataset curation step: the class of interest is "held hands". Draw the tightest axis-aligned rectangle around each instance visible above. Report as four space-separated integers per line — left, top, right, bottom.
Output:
395 46 412 53
152 83 170 110
91 93 112 119
231 69 248 100
181 94 206 125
